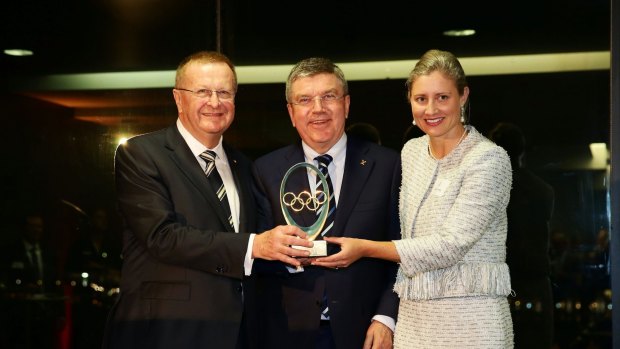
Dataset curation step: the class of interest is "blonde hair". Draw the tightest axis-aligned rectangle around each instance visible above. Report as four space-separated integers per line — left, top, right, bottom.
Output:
406 49 468 100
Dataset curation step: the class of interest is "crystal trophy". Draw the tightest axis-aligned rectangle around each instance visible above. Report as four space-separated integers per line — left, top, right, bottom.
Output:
279 162 329 256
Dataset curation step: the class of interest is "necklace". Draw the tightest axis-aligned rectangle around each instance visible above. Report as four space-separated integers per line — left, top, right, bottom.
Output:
428 128 468 160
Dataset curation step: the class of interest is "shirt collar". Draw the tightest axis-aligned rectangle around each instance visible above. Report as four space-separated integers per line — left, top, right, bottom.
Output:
176 119 225 158
302 133 347 162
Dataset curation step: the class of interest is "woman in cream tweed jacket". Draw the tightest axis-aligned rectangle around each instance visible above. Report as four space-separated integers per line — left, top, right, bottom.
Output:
313 49 514 348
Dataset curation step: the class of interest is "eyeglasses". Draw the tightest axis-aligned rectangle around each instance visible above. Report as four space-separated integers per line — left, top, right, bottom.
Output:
290 93 345 107
175 88 235 100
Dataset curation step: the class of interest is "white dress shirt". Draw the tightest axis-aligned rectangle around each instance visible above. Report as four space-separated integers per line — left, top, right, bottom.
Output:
301 134 347 204
176 119 255 275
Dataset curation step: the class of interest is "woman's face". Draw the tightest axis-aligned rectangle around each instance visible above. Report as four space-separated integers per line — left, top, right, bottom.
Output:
409 70 468 140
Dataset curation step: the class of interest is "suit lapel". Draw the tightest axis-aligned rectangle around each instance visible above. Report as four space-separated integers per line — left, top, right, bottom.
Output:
333 138 373 237
225 144 248 233
165 126 234 231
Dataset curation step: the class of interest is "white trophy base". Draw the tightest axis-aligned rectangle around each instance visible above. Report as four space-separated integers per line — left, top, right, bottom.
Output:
292 240 327 257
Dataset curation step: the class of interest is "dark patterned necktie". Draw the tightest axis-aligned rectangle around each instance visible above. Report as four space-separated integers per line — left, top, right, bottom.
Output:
199 150 234 228
315 154 336 239
315 154 336 321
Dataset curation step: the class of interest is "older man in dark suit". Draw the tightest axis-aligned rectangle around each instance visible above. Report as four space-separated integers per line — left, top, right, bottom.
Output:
103 51 312 349
252 58 401 349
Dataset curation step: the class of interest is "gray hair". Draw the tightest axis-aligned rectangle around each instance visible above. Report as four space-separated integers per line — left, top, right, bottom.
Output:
285 57 348 103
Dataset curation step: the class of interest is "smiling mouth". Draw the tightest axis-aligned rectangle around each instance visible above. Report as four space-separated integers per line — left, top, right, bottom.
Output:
310 119 330 125
425 117 443 125
202 112 222 117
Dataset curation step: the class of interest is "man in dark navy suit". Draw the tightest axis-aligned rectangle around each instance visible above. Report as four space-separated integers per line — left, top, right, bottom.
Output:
253 58 400 349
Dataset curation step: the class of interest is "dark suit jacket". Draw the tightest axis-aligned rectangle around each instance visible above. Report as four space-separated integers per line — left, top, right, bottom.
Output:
506 167 555 349
0 239 58 293
104 124 257 349
252 136 401 349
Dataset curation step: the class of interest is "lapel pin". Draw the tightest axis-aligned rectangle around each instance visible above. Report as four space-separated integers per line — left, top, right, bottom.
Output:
360 159 367 166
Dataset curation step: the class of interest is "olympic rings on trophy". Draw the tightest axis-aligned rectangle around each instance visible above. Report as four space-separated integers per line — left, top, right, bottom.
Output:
282 190 327 212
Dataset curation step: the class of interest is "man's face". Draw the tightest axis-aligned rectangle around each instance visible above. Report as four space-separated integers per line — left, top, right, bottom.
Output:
173 61 236 147
287 73 350 154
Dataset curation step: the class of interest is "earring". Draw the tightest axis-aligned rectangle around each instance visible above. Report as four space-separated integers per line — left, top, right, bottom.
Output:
412 119 416 126
460 105 465 123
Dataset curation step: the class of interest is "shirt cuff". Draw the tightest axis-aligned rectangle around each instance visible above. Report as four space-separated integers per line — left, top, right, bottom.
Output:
244 234 256 276
372 315 396 333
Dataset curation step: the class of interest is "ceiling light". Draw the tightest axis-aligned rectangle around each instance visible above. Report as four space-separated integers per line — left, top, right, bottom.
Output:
4 49 34 56
443 29 476 37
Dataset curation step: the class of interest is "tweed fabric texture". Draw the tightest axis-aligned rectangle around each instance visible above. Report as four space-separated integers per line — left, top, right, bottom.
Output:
393 126 514 348
394 296 513 348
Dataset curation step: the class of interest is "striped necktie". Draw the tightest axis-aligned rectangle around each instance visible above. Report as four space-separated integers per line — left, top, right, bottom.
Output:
315 154 336 239
199 150 234 229
315 154 336 321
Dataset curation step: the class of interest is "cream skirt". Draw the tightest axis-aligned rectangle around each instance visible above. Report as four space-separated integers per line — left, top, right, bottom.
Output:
394 296 513 349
